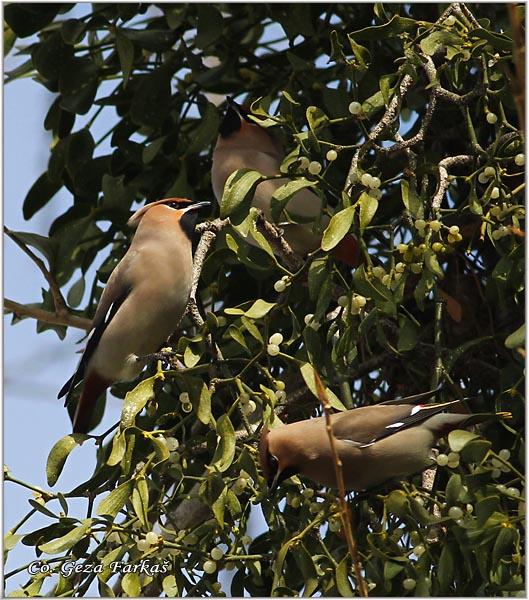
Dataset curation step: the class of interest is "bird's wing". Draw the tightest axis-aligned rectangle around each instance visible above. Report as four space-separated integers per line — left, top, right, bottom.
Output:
57 262 132 404
332 400 461 448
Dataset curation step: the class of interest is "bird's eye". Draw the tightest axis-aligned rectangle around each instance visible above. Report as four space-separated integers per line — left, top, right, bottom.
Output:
267 454 278 477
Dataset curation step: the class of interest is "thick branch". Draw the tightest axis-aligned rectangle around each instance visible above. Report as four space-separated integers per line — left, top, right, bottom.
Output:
4 298 92 331
185 217 230 327
345 74 414 191
4 226 67 314
431 154 474 214
254 212 304 272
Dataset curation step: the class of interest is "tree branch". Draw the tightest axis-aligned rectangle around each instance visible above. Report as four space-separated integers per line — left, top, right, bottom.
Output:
4 298 92 331
4 226 67 314
254 212 304 272
314 370 368 597
431 154 474 214
185 217 230 328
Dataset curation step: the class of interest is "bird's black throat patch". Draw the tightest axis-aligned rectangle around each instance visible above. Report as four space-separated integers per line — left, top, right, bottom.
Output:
180 210 199 241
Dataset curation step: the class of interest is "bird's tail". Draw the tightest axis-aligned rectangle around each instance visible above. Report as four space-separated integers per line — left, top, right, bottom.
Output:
72 372 109 434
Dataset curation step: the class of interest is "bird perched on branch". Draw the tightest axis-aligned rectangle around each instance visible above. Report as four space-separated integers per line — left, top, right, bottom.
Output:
58 198 210 433
212 97 360 266
259 392 509 492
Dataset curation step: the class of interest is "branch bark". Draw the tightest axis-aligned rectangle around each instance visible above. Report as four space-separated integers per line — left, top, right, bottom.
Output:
4 298 92 331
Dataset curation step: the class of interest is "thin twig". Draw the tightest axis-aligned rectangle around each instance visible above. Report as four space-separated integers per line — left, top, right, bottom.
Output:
313 370 368 597
4 298 92 331
4 226 67 314
254 212 304 272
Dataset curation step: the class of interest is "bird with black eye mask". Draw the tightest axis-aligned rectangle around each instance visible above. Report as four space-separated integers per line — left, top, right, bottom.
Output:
212 97 360 266
58 198 210 433
259 390 510 493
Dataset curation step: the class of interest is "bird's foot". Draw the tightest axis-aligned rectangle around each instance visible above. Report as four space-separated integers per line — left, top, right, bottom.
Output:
137 347 180 368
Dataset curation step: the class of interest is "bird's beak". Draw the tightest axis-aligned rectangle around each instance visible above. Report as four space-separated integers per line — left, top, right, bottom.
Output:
183 201 211 212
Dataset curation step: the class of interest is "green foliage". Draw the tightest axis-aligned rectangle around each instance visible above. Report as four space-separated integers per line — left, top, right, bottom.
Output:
4 2 525 597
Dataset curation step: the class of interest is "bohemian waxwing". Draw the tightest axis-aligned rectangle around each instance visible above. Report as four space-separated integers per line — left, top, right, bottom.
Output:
211 97 360 266
58 198 210 433
259 396 506 492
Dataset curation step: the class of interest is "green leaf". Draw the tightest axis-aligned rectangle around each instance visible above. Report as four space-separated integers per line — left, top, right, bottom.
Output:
39 519 92 554
361 90 385 119
195 4 224 49
97 480 134 518
505 323 525 349
7 230 56 266
270 178 317 223
219 169 263 219
244 299 276 320
28 499 59 519
197 383 212 425
400 179 421 217
211 415 236 472
4 24 16 57
227 324 249 353
122 572 141 597
335 556 354 596
131 477 149 528
397 314 419 352
469 28 512 52
46 433 89 486
241 315 263 342
211 485 227 527
4 532 22 552
116 30 134 88
321 205 355 251
308 257 329 301
4 4 61 38
120 377 156 428
448 429 479 453
130 67 172 130
23 171 62 220
385 489 409 517
59 59 99 115
420 31 463 56
187 101 220 154
460 439 491 464
384 561 404 580
162 575 178 597
347 35 371 68
492 527 517 570
67 276 85 308
107 432 126 467
348 15 420 41
299 363 347 411
438 544 454 594
184 344 201 368
359 191 378 231
424 249 444 278
150 435 171 464
445 473 463 506
61 19 86 45
329 29 346 63
475 495 500 527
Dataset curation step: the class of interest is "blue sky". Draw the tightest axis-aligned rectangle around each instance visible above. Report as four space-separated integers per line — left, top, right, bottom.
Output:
4 45 122 595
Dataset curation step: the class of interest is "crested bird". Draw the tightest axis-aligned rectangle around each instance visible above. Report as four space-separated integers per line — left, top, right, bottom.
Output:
259 394 508 492
211 97 360 266
58 198 210 433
